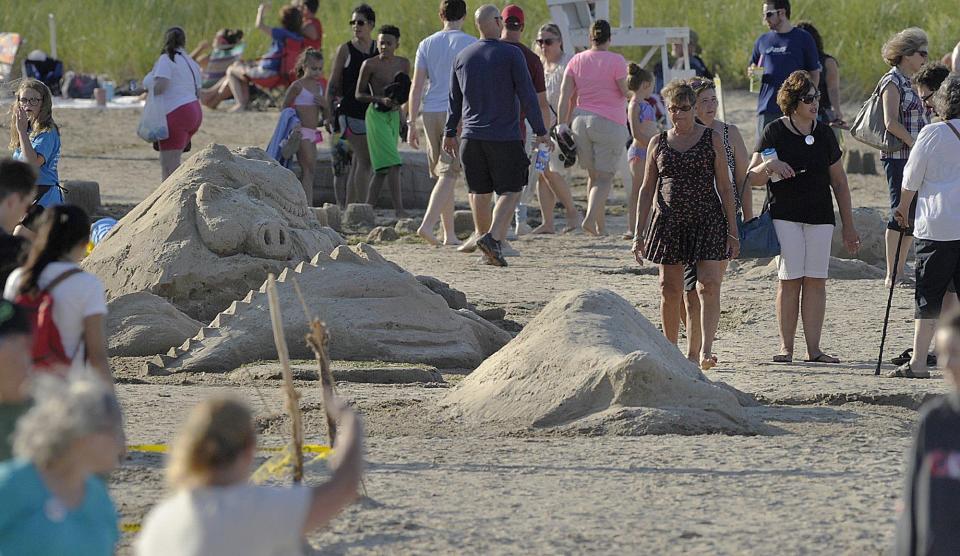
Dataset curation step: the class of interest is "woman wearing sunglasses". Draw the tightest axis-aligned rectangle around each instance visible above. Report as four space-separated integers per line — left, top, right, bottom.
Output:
326 4 378 206
875 28 931 290
633 80 740 371
745 70 860 365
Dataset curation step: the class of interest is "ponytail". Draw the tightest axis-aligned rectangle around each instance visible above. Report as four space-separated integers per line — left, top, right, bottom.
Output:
18 205 90 296
163 27 186 61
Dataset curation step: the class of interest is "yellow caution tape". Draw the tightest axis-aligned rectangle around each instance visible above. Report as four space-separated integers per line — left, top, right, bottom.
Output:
127 444 332 455
121 522 142 533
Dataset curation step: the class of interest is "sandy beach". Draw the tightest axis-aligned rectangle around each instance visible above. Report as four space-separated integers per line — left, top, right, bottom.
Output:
2 89 940 555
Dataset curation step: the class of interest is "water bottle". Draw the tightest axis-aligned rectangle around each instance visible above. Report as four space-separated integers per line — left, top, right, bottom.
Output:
104 80 115 102
534 144 550 173
748 54 764 94
760 147 782 182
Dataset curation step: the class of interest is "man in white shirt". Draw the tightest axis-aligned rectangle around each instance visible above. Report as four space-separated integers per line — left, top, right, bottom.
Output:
891 74 960 378
407 0 477 246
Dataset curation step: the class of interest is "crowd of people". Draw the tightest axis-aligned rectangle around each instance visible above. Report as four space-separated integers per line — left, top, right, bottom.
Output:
6 0 960 552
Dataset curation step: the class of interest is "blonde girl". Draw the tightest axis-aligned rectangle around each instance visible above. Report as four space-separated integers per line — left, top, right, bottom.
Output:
283 47 329 205
9 79 61 207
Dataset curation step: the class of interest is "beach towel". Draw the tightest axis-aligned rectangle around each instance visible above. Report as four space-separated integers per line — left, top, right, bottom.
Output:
365 104 401 172
266 107 301 169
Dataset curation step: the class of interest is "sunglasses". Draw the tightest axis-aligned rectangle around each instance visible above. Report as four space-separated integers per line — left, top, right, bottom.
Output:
536 38 558 46
349 19 367 26
667 105 693 114
18 97 41 106
763 9 780 19
800 93 821 104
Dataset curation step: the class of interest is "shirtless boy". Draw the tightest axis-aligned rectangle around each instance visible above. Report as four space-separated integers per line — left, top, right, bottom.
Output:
355 25 411 218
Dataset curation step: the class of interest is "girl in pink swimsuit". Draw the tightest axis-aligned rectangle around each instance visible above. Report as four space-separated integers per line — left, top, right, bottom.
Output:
283 48 328 205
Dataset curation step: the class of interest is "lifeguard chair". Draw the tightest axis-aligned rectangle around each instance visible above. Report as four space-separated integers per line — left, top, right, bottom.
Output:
546 0 695 84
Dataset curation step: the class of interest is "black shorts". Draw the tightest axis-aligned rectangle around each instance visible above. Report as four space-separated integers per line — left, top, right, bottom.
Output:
914 238 960 319
460 138 529 195
684 264 698 292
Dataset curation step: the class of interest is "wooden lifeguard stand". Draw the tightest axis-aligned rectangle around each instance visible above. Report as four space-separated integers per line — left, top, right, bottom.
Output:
546 0 696 84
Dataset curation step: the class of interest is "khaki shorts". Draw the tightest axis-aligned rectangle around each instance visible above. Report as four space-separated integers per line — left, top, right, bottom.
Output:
421 111 461 178
571 112 629 175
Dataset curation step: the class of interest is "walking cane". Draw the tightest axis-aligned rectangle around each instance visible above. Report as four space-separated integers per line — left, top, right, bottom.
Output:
876 229 906 375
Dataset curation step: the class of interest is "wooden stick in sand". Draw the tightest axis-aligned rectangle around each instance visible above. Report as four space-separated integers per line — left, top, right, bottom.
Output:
266 274 305 483
292 277 338 444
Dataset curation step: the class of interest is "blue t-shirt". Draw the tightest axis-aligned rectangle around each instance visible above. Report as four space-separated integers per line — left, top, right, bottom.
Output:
445 39 546 142
14 128 60 187
415 29 477 114
750 27 820 116
260 28 301 72
0 459 118 556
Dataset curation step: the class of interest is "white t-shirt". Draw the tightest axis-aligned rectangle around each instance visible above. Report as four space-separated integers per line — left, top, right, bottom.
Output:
415 29 477 114
135 485 312 556
4 262 107 362
544 52 573 114
151 48 202 114
902 119 960 241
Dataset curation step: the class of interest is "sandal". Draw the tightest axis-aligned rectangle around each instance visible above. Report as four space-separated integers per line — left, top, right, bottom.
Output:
891 349 937 367
772 353 793 363
885 362 931 379
805 353 840 364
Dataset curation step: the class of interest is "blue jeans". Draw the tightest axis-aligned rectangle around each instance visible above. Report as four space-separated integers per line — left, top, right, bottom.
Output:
883 158 914 235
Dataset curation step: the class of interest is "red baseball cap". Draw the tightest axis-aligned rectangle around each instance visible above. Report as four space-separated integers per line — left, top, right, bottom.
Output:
501 4 524 28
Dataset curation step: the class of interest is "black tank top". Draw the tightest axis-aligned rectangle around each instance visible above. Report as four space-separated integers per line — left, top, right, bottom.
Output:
338 40 378 119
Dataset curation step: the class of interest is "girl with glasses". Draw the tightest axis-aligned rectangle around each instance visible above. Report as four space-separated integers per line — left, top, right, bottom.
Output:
8 79 61 209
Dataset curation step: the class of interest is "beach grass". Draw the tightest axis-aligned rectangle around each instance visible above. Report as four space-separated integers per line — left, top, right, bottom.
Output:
1 0 954 98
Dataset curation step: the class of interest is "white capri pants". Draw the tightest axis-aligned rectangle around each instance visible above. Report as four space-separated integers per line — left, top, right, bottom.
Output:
772 219 835 280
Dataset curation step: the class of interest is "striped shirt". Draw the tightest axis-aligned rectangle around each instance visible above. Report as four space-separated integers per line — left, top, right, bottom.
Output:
879 66 930 160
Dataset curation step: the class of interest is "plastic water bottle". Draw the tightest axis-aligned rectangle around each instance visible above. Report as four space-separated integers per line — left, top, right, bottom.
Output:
103 80 115 102
760 147 782 182
534 144 549 173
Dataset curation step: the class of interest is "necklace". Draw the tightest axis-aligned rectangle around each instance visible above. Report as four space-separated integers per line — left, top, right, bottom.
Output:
788 116 816 146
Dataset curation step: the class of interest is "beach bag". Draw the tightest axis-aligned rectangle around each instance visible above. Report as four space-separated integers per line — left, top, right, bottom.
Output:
14 268 82 371
737 190 780 258
65 72 98 99
137 73 168 143
850 81 903 153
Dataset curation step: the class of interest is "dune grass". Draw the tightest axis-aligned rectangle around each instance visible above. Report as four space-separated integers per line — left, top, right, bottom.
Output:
1 0 955 98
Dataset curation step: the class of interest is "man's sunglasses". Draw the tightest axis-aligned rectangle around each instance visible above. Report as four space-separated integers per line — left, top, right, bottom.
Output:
349 19 368 26
800 93 821 104
667 105 693 114
536 38 558 46
763 9 780 19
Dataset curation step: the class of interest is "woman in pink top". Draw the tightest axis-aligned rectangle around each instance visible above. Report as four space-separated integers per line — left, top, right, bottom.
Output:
557 20 630 236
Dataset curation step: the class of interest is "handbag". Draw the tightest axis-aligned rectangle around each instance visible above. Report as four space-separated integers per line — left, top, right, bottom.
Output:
737 184 780 258
850 79 903 153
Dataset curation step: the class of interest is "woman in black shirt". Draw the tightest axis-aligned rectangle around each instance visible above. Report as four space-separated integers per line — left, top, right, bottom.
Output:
745 70 860 364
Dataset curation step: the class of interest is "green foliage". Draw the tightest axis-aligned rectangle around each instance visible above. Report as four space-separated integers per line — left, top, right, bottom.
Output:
0 0 954 97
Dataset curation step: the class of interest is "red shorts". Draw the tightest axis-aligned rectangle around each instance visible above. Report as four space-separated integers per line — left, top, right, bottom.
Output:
158 101 202 151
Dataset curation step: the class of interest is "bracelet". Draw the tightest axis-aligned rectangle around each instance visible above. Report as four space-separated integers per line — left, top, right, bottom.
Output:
728 233 739 241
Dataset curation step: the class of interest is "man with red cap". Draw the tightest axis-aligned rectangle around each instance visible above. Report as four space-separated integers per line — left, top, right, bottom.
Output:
500 4 550 239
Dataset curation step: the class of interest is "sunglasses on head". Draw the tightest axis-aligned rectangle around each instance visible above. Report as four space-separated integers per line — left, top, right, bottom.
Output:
668 104 693 114
349 19 367 26
800 92 821 104
763 9 780 19
18 97 41 106
536 38 558 46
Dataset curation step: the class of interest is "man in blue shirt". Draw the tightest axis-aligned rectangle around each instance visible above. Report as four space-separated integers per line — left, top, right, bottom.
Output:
749 0 820 142
443 4 550 267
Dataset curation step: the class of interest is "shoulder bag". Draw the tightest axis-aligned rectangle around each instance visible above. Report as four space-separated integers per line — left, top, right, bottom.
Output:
850 77 903 153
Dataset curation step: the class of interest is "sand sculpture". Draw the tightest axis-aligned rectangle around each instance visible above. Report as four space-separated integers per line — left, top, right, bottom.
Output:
106 292 202 357
443 289 759 435
147 243 512 374
82 144 343 321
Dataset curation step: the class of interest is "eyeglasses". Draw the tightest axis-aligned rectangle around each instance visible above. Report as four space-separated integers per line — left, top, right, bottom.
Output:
800 93 821 104
667 105 693 114
349 19 367 26
18 97 41 106
763 9 780 19
536 38 557 46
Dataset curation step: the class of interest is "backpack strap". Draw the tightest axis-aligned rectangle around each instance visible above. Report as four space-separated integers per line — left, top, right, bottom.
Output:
947 122 960 144
42 268 83 294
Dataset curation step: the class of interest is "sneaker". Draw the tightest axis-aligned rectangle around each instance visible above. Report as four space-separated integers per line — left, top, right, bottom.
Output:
477 233 507 267
457 233 479 253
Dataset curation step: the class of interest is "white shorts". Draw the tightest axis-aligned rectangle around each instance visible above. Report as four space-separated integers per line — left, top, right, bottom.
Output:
772 220 835 280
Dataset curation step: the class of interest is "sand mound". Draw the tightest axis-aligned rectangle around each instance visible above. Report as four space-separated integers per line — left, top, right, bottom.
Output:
443 289 758 435
107 292 202 356
149 243 512 374
83 144 343 321
831 208 886 265
744 256 883 281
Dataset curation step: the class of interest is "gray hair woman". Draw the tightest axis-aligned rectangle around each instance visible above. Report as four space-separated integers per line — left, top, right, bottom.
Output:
877 27 930 288
0 378 123 555
532 22 580 233
890 74 960 378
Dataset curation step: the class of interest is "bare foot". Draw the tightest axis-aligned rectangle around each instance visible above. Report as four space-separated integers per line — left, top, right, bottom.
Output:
700 354 718 371
582 221 600 236
227 104 246 113
417 226 440 247
457 233 479 253
562 225 581 234
442 235 462 246
531 224 555 235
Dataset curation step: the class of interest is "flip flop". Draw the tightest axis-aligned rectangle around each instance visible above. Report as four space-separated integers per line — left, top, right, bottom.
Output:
772 353 793 363
890 349 937 367
805 353 840 364
885 362 931 379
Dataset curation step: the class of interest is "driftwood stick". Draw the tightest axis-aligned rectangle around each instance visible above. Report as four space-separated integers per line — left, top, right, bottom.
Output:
266 274 305 483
